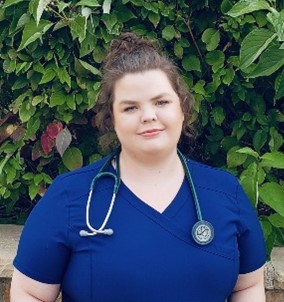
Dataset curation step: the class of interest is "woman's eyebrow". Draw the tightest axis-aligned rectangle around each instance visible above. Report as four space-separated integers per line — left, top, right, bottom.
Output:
118 93 173 105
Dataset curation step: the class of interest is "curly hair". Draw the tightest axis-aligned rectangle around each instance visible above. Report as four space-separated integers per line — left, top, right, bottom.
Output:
95 32 196 151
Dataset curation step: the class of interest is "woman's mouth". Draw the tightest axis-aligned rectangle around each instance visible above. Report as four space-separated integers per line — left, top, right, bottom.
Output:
139 129 163 137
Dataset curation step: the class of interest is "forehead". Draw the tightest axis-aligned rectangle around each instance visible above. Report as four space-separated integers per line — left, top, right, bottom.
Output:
113 69 178 101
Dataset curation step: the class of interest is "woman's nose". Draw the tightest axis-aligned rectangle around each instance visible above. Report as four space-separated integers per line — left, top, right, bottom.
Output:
140 106 157 123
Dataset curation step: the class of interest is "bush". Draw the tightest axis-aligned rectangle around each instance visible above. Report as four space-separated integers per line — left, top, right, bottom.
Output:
0 0 283 257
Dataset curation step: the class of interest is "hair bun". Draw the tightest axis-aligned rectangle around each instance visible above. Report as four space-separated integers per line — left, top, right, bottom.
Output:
109 32 155 53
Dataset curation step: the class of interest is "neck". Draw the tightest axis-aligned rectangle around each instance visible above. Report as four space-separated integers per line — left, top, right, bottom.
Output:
118 148 184 182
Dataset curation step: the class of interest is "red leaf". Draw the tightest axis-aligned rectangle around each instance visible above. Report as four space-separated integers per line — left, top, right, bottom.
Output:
41 131 55 155
46 122 63 139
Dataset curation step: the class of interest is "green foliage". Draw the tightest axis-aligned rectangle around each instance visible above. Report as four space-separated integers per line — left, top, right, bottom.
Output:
0 0 283 257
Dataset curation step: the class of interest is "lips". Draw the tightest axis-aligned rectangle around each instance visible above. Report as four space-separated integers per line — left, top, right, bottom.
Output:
139 129 163 137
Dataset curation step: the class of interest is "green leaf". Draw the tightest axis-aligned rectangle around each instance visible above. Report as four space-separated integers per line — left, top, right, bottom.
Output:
182 55 201 72
39 68 56 84
101 13 117 32
211 107 225 125
267 10 284 41
260 151 284 169
69 15 87 43
236 147 259 158
248 45 284 78
226 0 271 18
25 117 40 139
253 129 268 152
115 5 136 22
77 59 101 75
3 0 25 8
35 0 51 26
239 29 277 70
223 68 235 85
174 42 183 59
268 214 284 228
19 100 36 122
259 182 284 216
201 28 220 51
162 25 175 41
50 90 66 107
18 19 53 50
62 147 83 171
227 146 248 167
76 0 100 6
103 0 112 14
240 162 258 206
269 127 284 152
205 50 225 67
274 68 284 101
56 68 71 87
148 11 160 28
29 182 39 200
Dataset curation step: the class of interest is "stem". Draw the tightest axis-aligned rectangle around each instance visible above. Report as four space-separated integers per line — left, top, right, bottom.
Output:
183 16 204 62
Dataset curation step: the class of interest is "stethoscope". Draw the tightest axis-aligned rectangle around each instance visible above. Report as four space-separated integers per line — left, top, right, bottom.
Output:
79 150 214 245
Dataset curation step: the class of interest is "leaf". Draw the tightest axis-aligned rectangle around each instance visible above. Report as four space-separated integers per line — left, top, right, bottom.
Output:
47 122 63 139
268 214 284 228
260 151 284 169
39 68 56 84
25 117 40 139
274 68 284 101
259 182 284 216
35 0 51 26
29 182 39 200
18 19 53 50
182 55 201 72
202 28 220 51
239 29 277 70
69 15 87 43
267 10 284 41
253 129 267 152
226 0 271 18
174 42 183 59
162 25 176 41
50 90 66 107
115 5 136 22
77 59 101 75
236 147 259 158
240 162 258 206
248 44 284 78
103 0 112 14
101 14 117 32
3 0 25 8
40 131 55 155
205 50 225 66
56 68 71 87
269 127 284 152
223 68 235 85
211 107 225 125
19 100 36 122
56 127 72 157
148 11 160 28
227 147 248 168
76 0 100 7
62 147 83 171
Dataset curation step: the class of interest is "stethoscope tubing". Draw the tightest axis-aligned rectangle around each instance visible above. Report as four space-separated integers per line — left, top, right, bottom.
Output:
79 150 214 245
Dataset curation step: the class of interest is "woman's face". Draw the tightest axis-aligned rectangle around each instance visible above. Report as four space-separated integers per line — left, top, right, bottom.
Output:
112 69 184 156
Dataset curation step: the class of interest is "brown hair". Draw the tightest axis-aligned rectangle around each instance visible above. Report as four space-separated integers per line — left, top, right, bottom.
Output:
95 32 195 151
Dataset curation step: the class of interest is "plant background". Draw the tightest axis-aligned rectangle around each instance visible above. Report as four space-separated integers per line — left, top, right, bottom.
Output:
0 0 283 258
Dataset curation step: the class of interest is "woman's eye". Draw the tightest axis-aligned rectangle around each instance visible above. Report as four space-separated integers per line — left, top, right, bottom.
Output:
124 106 137 112
156 100 169 106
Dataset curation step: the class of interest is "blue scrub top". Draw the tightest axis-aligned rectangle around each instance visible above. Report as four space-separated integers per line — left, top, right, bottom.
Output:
14 155 266 302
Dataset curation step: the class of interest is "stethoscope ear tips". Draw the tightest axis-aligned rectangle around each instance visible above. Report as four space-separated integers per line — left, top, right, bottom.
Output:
79 228 114 237
79 230 90 237
102 228 114 236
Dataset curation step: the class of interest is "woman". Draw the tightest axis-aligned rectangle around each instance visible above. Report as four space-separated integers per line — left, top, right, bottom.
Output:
11 32 266 301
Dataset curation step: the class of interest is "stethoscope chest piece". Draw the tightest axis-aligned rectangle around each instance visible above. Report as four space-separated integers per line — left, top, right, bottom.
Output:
192 220 214 245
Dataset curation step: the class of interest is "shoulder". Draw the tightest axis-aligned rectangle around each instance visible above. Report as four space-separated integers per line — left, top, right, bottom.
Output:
185 157 239 199
48 155 112 201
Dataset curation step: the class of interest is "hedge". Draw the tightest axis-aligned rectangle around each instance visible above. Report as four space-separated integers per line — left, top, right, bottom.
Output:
0 0 283 257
